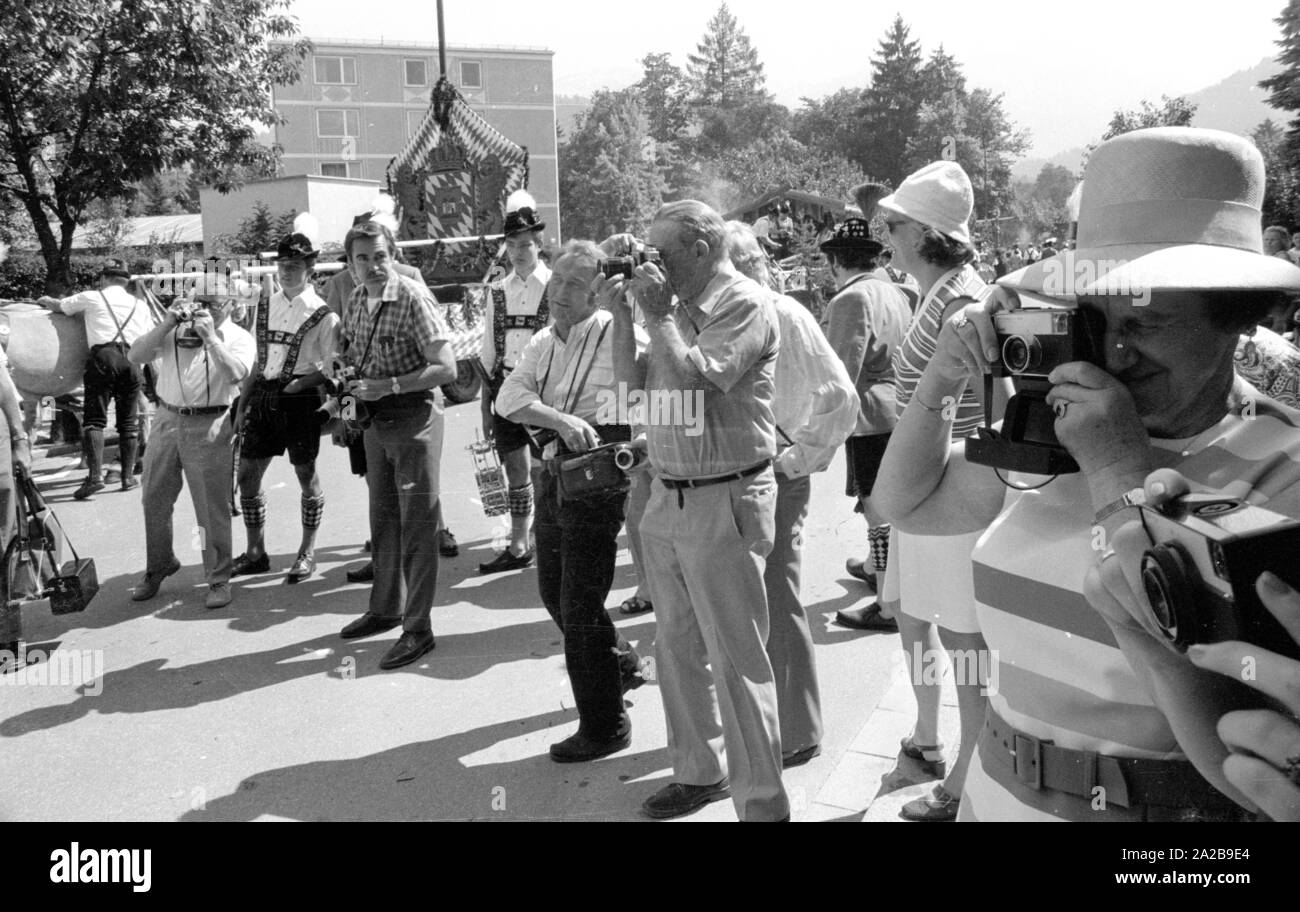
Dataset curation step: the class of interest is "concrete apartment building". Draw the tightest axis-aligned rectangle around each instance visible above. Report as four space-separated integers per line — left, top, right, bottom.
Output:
271 39 560 243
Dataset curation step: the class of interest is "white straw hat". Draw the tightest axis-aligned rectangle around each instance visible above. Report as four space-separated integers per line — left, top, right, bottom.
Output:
1002 127 1300 298
878 161 974 246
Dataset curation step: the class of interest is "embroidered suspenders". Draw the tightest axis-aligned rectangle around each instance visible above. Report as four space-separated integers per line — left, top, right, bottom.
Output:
256 299 331 382
491 284 550 371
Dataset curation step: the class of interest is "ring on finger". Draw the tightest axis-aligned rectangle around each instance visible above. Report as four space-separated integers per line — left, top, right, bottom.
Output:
954 314 970 330
1054 400 1069 419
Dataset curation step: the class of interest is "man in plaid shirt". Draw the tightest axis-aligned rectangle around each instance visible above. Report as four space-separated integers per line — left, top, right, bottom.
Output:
335 221 457 670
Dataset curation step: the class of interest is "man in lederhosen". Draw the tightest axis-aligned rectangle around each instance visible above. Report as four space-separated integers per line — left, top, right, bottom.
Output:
477 190 551 574
39 257 154 499
232 233 340 584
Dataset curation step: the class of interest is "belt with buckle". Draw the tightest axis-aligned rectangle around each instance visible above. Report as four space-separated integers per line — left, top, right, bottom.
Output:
659 460 771 491
159 400 229 417
980 707 1242 815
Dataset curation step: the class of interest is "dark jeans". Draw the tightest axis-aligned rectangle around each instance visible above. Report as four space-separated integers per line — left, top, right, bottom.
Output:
83 343 142 438
363 391 443 633
535 469 639 740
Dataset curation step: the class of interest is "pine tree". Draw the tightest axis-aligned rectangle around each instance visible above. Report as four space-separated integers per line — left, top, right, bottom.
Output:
857 15 927 186
1262 0 1300 142
686 3 768 108
638 53 691 144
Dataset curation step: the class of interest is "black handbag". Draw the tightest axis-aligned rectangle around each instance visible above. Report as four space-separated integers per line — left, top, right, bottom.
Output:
3 466 97 614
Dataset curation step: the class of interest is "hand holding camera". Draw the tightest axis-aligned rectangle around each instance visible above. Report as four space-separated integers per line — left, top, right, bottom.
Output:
1086 467 1300 820
630 260 674 321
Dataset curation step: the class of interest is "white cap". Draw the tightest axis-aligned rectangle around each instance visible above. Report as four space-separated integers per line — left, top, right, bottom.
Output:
878 160 974 246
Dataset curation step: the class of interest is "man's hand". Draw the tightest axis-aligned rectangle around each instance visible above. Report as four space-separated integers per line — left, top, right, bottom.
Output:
592 273 627 313
350 378 389 402
191 310 217 343
556 413 601 452
1190 574 1300 821
36 295 60 310
630 263 674 321
599 233 639 257
11 435 31 473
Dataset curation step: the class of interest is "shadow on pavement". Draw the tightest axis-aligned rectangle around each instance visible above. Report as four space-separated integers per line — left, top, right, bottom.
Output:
0 616 658 738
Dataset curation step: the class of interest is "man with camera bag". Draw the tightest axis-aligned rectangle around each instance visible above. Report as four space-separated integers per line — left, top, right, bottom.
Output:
232 233 340 585
477 190 551 575
39 257 154 500
334 221 456 671
496 240 649 762
128 277 254 610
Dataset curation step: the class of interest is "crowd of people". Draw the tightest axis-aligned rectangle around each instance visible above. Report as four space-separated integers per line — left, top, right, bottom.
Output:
4 125 1300 823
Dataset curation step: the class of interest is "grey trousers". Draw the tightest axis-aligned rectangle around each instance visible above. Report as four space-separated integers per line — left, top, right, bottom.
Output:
640 468 789 822
764 473 822 754
624 468 652 599
363 392 443 633
141 408 234 585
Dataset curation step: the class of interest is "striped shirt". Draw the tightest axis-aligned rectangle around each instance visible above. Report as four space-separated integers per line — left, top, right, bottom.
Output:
891 265 986 440
962 379 1300 821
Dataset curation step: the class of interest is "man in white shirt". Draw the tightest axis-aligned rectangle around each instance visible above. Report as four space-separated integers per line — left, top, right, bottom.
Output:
39 258 155 499
496 240 650 762
127 276 255 610
232 233 340 584
477 191 551 574
726 221 860 766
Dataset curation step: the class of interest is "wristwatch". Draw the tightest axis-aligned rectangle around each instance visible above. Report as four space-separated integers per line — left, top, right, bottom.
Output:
391 376 401 395
1094 488 1147 525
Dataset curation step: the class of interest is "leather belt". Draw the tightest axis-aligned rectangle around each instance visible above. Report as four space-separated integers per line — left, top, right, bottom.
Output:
659 460 771 491
980 707 1241 815
159 400 229 417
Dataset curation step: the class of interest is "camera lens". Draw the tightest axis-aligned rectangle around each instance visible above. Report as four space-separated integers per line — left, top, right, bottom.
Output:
1140 542 1199 649
1002 335 1041 374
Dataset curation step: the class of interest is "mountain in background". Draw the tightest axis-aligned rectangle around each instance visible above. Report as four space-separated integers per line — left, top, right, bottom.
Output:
1012 56 1285 182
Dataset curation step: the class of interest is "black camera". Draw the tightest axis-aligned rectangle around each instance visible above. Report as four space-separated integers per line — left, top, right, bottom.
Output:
1138 495 1300 661
598 246 662 281
965 305 1107 476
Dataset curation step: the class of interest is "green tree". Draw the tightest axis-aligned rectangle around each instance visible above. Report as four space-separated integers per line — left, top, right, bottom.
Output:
791 88 869 170
686 3 769 108
920 45 966 102
638 52 692 144
558 89 667 240
0 0 310 292
1254 119 1300 226
716 133 867 206
1012 163 1077 242
1101 95 1197 140
857 15 927 185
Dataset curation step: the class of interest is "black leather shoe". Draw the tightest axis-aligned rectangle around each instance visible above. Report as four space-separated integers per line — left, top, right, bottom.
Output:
782 744 823 769
345 561 374 583
286 553 316 584
73 478 105 500
339 613 402 640
549 730 631 763
131 557 182 602
846 558 878 591
642 780 730 819
438 528 459 558
231 552 271 577
379 630 435 669
478 548 533 575
836 604 898 631
621 667 646 695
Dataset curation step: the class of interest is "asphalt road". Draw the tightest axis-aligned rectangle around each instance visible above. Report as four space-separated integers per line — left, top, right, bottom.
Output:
0 398 904 821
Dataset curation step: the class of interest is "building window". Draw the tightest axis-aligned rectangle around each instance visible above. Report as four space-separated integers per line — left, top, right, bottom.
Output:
406 110 426 139
320 162 358 179
317 109 359 138
404 59 428 87
459 60 482 89
313 56 357 85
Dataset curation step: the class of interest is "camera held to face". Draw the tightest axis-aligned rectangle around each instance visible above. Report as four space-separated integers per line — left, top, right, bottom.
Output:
1137 494 1300 661
965 304 1107 476
597 246 662 281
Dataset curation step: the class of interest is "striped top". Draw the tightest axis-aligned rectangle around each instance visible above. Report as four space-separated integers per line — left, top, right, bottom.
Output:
963 379 1300 821
891 265 986 440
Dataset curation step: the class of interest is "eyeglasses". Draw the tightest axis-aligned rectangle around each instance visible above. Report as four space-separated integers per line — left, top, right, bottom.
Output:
885 219 909 235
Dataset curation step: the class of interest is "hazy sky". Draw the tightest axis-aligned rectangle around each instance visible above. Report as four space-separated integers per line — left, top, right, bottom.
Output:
290 0 1283 157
